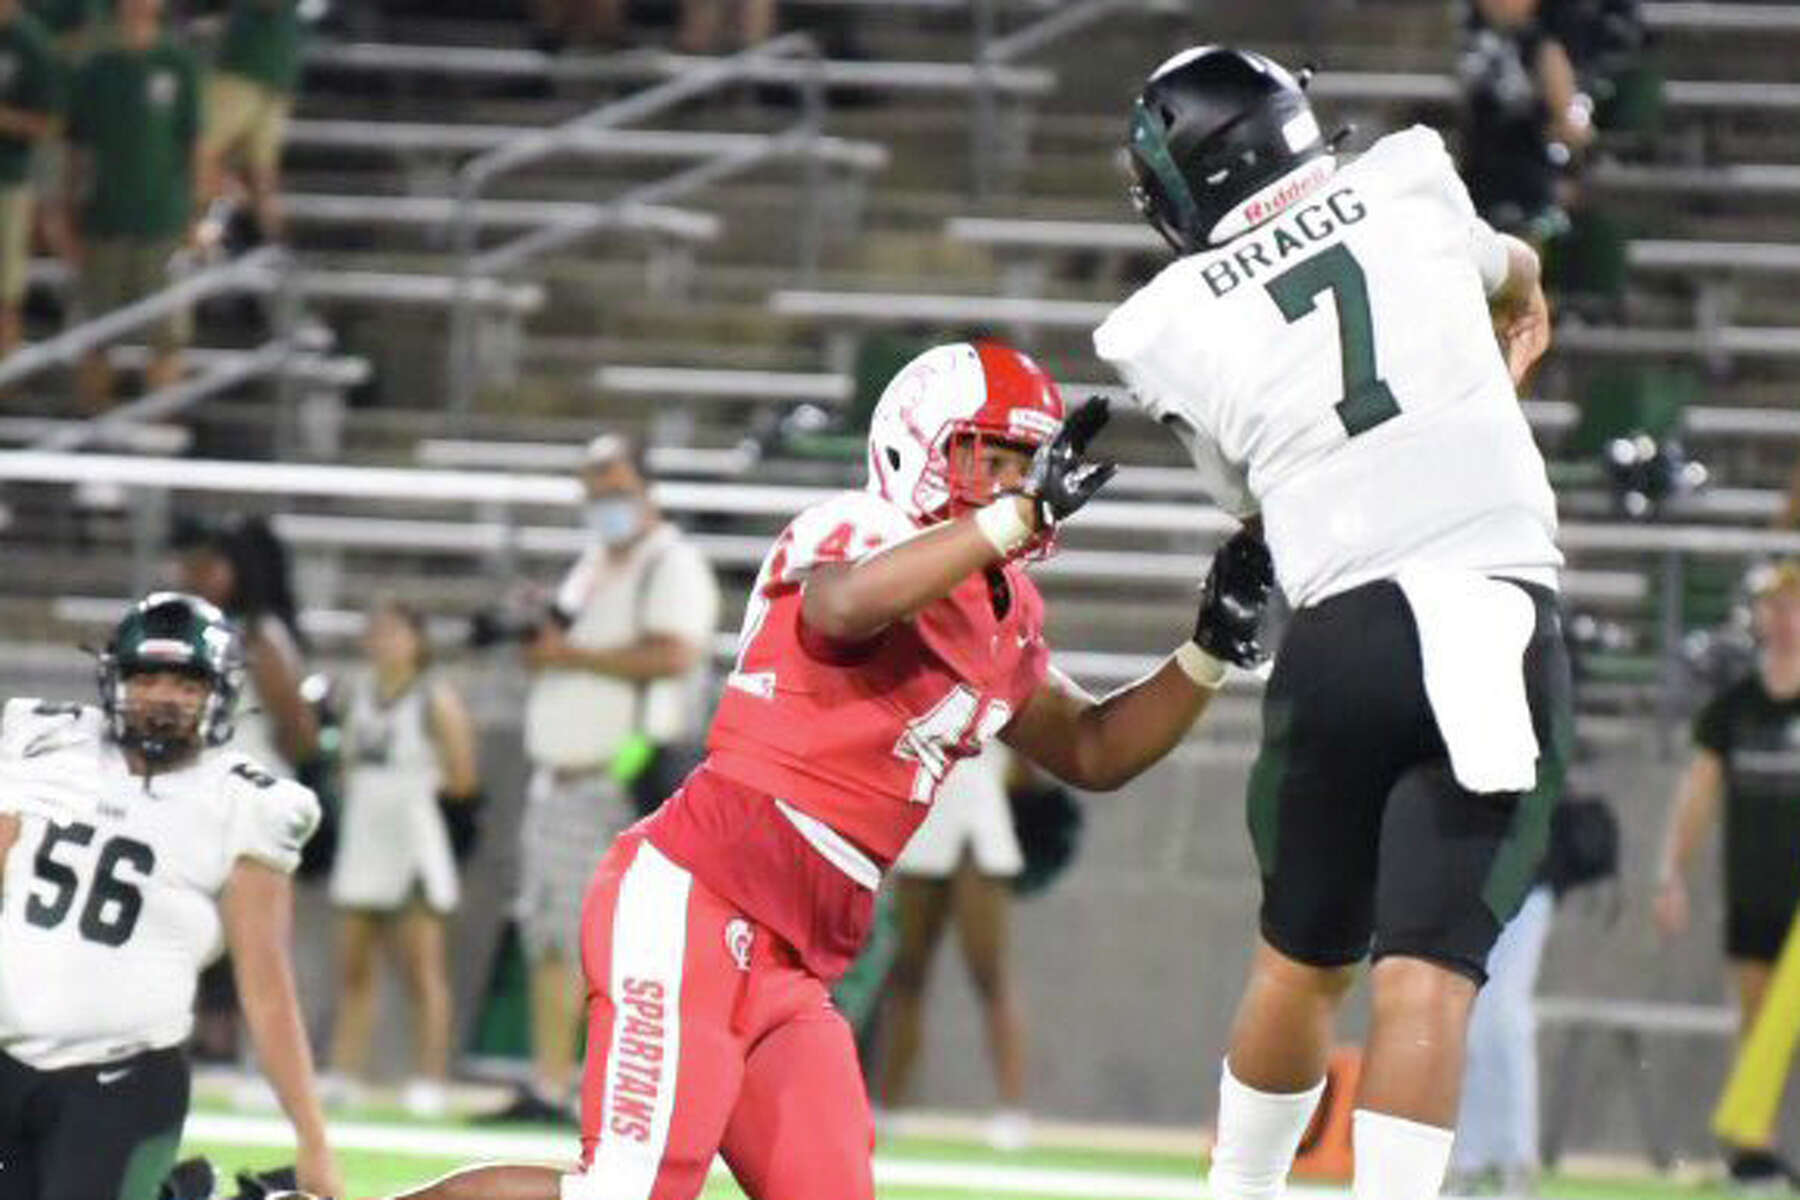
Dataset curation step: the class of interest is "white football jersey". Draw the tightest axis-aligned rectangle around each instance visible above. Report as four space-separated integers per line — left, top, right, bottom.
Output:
0 698 319 1069
1095 125 1561 608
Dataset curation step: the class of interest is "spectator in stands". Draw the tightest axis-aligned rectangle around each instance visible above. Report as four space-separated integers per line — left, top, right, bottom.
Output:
172 513 321 1064
1655 560 1800 1190
326 598 479 1119
26 0 99 265
880 742 1031 1152
63 0 199 411
1779 460 1800 530
197 0 302 245
1541 0 1648 95
676 0 775 55
0 0 60 356
25 0 94 48
483 431 719 1124
527 0 627 53
1458 0 1594 240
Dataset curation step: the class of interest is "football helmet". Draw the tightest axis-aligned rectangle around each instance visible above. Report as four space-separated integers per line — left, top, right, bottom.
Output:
99 591 244 763
865 340 1065 526
1126 45 1336 254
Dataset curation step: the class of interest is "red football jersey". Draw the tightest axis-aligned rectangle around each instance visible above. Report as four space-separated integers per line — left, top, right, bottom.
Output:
703 490 1050 865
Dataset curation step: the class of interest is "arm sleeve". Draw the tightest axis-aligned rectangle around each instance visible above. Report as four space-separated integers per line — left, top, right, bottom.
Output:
772 493 920 584
225 772 321 874
1691 687 1736 755
1403 123 1512 296
1119 351 1257 518
1095 286 1259 519
1470 217 1511 297
642 539 720 647
1176 419 1257 519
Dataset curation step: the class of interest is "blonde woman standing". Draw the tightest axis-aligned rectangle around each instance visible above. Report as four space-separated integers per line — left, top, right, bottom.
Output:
327 599 480 1117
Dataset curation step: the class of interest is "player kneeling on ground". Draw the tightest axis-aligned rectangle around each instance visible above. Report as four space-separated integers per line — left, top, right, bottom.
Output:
375 340 1274 1200
0 593 342 1200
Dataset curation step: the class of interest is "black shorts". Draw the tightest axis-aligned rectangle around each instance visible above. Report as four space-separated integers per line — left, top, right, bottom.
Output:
1245 578 1573 984
0 1044 190 1200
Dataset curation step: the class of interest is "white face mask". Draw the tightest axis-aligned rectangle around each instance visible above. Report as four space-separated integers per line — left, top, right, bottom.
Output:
585 496 642 546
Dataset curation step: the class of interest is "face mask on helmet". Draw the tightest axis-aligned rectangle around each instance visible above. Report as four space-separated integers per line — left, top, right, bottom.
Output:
943 431 1039 516
100 592 243 769
115 668 211 765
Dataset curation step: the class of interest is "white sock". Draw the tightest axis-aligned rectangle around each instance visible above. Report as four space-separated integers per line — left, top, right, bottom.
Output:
1351 1109 1456 1200
1206 1061 1327 1200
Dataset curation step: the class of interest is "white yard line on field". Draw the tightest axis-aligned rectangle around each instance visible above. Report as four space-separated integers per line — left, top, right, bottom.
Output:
182 1113 1354 1200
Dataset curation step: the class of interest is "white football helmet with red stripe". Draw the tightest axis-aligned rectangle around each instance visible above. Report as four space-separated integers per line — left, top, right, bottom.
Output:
865 340 1066 526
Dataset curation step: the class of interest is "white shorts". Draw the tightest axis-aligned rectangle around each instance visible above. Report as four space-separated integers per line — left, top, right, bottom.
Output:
894 742 1022 879
329 769 460 914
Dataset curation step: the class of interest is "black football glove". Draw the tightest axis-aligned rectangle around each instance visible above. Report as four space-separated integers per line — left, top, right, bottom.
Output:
231 1167 314 1200
1020 396 1117 528
158 1158 216 1200
1194 529 1275 668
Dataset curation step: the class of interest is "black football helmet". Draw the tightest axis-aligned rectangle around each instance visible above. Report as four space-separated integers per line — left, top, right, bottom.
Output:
99 591 244 764
1126 46 1335 254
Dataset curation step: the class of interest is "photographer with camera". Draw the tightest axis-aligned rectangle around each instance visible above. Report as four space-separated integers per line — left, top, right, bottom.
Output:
482 431 719 1124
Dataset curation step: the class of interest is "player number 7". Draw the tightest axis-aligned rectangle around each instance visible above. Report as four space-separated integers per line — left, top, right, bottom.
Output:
1265 243 1401 438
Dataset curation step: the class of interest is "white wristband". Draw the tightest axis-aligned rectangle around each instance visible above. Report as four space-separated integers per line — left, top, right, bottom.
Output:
1174 640 1227 689
975 498 1034 557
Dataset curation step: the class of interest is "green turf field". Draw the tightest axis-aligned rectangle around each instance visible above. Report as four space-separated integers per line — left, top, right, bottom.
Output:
182 1107 1748 1200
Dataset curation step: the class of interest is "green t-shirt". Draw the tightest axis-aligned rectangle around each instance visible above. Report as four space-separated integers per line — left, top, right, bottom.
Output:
0 12 59 185
24 0 99 41
67 37 198 238
218 0 300 95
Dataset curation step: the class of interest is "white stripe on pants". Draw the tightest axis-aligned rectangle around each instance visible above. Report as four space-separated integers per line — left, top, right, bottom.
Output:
1452 883 1554 1173
578 842 692 1200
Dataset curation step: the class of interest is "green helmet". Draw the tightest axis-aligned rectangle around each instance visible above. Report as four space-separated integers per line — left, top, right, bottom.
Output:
99 592 244 761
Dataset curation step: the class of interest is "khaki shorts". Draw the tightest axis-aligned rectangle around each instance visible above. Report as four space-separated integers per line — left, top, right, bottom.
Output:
0 186 33 305
78 237 190 352
202 71 291 176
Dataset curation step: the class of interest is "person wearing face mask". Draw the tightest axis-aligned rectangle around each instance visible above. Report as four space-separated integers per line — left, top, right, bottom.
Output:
486 431 720 1125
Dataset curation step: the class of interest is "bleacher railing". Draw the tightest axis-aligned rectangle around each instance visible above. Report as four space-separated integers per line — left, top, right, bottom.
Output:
0 246 339 455
967 0 1180 196
6 450 1799 745
446 32 831 414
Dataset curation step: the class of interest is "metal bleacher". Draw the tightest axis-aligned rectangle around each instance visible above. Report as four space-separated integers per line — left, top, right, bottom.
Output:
8 1 1800 686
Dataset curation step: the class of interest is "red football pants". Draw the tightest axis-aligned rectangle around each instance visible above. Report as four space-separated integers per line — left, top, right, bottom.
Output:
564 832 875 1200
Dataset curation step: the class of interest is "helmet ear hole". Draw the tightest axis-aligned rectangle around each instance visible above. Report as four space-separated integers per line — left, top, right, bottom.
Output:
886 447 901 470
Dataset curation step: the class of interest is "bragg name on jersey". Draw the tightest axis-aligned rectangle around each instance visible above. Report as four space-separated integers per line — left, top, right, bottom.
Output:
1191 184 1370 300
0 698 318 1070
